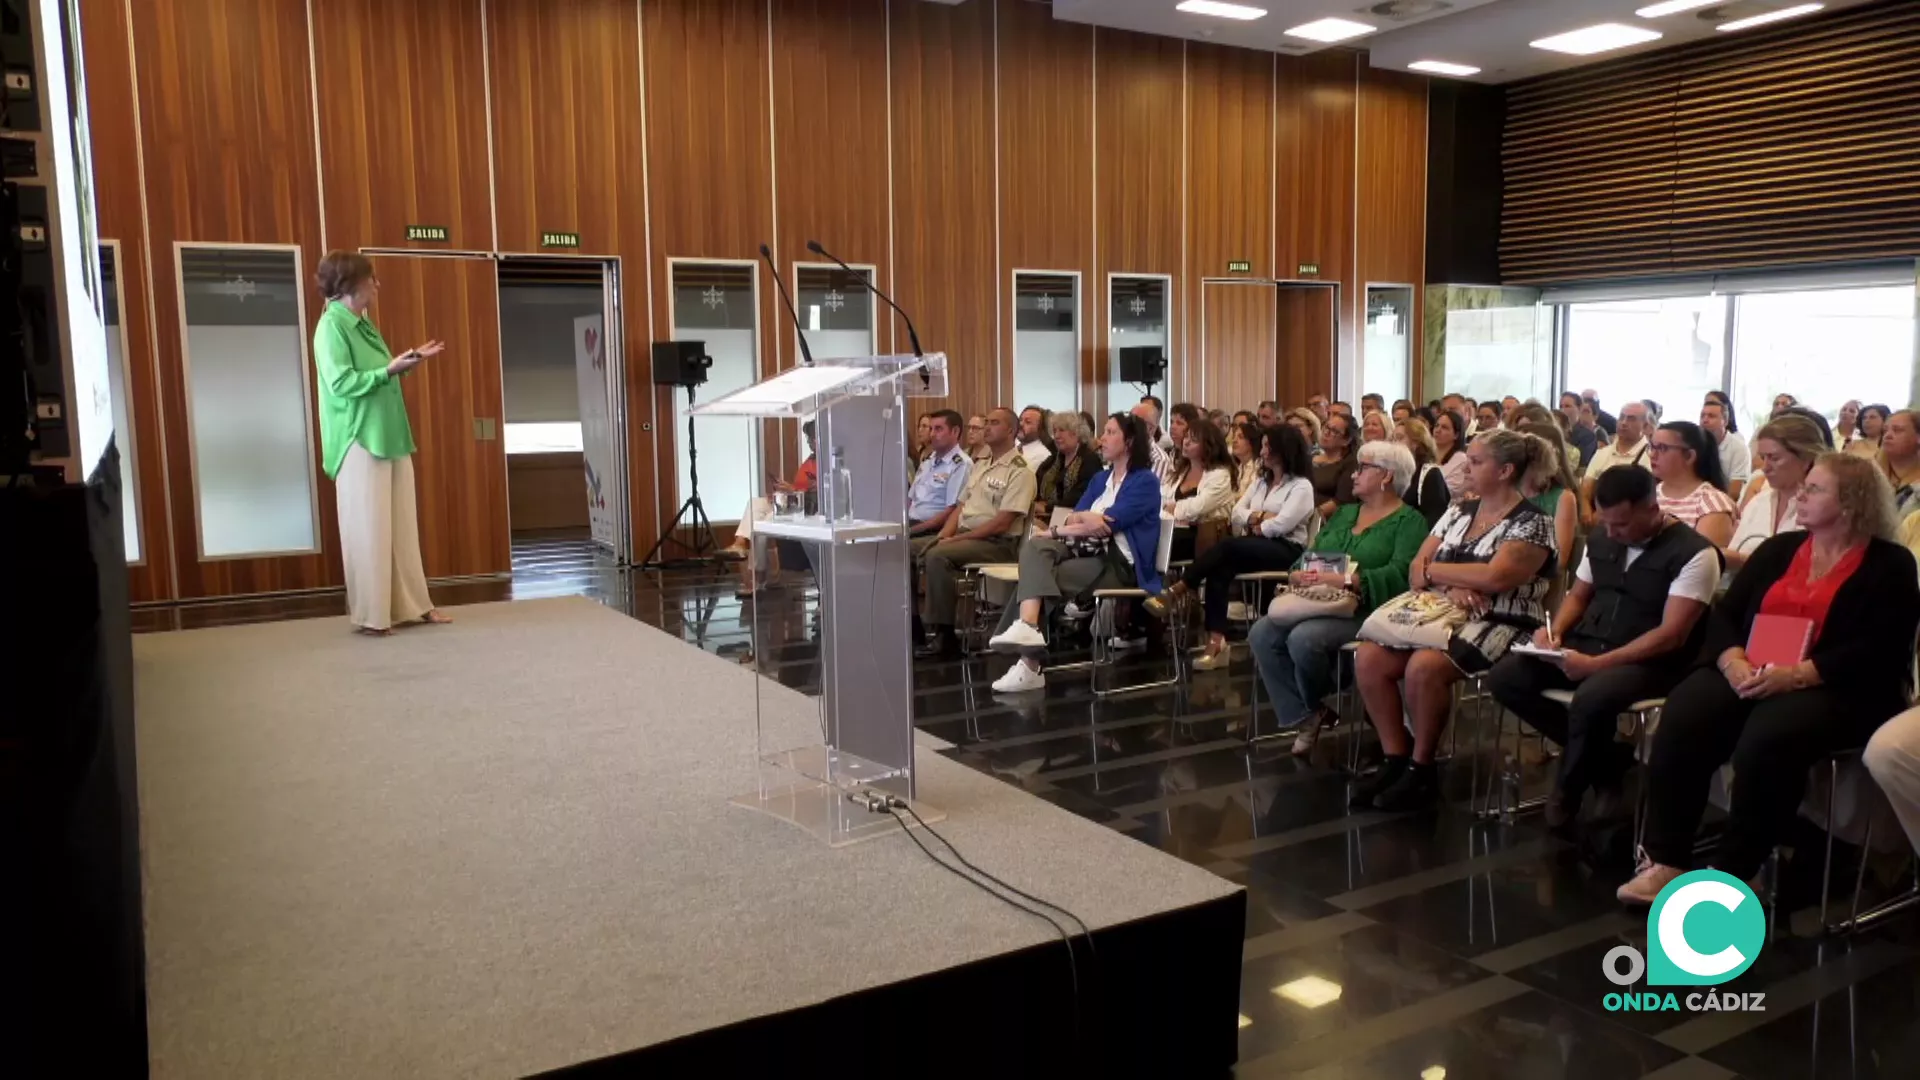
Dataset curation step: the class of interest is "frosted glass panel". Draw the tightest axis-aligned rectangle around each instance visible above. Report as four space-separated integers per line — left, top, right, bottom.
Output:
101 245 140 561
796 265 875 361
1014 273 1079 413
672 263 760 523
179 247 318 557
1363 286 1412 406
1109 275 1170 414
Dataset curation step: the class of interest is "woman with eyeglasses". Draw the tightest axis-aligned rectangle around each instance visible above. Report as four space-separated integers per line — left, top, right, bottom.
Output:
1313 412 1361 521
1649 420 1737 552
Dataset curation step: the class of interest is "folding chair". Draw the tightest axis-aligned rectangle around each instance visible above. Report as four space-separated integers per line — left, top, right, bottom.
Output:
1052 515 1183 697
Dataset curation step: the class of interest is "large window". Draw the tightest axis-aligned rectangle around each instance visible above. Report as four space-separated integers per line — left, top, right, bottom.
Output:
669 261 759 522
1012 271 1080 414
1362 285 1413 406
1731 286 1915 437
1563 296 1728 426
177 244 320 558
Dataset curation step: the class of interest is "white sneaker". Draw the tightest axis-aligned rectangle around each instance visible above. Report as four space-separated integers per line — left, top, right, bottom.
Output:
1062 601 1093 620
1227 601 1252 622
1108 634 1148 653
992 661 1047 693
988 620 1048 654
1193 647 1233 671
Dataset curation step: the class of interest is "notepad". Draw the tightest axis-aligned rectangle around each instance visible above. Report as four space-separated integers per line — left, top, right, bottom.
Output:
1747 614 1815 669
1509 641 1566 661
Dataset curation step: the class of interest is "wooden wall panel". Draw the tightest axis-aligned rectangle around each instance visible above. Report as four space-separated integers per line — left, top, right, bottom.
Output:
1358 66 1429 399
640 0 773 529
997 0 1094 406
491 0 659 550
1093 28 1184 415
890 0 997 417
1200 282 1276 410
771 0 893 356
1187 43 1275 410
374 257 510 579
129 0 337 599
79 0 173 603
312 0 494 252
1275 51 1356 389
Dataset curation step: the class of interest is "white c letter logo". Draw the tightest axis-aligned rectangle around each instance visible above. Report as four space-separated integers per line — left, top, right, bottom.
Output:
1658 879 1748 978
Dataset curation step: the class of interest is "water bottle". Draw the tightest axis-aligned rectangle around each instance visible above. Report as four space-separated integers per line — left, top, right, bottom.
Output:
831 448 853 521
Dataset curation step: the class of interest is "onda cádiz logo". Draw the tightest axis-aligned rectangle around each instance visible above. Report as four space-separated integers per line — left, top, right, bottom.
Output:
1602 870 1768 1014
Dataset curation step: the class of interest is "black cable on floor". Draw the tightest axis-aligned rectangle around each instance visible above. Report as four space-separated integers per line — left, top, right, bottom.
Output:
893 800 1096 949
881 804 1086 1048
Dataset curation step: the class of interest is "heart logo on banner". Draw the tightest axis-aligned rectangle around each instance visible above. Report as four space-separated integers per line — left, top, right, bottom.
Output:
584 326 606 370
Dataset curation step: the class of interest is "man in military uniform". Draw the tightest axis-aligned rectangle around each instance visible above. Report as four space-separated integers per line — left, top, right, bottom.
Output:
906 410 970 535
914 407 1037 659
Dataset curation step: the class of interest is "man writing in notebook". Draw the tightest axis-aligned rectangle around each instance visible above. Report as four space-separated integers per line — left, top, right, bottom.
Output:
1488 465 1719 830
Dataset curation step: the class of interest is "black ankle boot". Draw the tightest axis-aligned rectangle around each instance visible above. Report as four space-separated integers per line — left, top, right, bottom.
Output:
1372 761 1439 812
1349 755 1410 807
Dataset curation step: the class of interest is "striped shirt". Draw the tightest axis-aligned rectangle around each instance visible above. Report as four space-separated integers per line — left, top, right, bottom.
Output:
1657 481 1737 530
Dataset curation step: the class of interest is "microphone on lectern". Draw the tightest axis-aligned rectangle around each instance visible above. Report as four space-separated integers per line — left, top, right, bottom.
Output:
759 244 813 368
805 240 925 360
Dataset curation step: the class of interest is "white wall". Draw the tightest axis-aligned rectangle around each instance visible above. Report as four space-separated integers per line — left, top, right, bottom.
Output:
500 286 600 424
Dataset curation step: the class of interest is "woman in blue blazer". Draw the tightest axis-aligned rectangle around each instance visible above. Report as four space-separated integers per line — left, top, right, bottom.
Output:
986 412 1164 693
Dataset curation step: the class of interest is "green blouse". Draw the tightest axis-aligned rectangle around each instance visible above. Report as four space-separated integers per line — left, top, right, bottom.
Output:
313 300 415 478
1302 501 1430 615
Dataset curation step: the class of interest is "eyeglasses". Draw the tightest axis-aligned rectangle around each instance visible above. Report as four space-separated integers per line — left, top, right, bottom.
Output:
1647 442 1687 455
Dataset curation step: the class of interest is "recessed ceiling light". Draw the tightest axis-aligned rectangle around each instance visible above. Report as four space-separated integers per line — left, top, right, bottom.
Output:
1410 60 1481 76
1719 3 1824 31
1529 23 1663 55
1175 0 1268 19
1284 17 1376 43
1273 975 1345 1008
1635 0 1719 16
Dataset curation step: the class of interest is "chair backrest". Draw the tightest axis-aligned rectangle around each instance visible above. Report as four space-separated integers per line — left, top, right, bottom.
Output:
1155 514 1177 574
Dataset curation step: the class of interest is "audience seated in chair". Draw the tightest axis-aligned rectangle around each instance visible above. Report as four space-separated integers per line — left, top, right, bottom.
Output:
1488 465 1718 831
1015 405 1054 471
722 419 818 598
1032 410 1099 525
1726 414 1822 571
1143 423 1318 671
1649 420 1737 553
914 407 1037 659
1579 400 1652 530
1352 429 1560 812
1391 416 1451 527
986 412 1163 694
1161 415 1239 564
1250 440 1427 757
1621 453 1920 905
906 409 972 536
1312 412 1360 522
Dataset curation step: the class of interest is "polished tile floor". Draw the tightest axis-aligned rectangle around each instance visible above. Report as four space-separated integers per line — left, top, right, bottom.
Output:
136 535 1920 1079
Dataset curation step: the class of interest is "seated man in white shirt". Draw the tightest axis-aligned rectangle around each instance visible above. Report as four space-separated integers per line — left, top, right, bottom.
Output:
1015 405 1054 470
1489 465 1718 830
1131 397 1173 477
1579 399 1652 528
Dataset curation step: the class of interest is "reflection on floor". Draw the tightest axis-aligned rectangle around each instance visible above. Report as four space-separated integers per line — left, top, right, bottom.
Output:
136 535 1920 1078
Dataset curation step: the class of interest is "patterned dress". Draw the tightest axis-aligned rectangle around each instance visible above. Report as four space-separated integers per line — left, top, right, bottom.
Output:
1428 499 1559 673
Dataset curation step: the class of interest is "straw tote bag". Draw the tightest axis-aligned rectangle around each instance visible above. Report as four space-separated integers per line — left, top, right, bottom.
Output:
1357 590 1468 651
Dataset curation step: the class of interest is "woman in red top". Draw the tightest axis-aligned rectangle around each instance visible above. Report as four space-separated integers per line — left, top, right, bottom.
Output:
1621 454 1920 905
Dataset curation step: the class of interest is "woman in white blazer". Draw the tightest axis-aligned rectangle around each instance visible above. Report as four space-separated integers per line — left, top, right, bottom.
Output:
1162 417 1240 563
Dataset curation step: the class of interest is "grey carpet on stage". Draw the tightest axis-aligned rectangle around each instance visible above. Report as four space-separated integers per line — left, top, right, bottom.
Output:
133 597 1238 1079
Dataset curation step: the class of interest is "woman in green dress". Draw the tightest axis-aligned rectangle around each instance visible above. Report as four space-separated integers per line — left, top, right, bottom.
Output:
1248 440 1430 756
313 251 452 635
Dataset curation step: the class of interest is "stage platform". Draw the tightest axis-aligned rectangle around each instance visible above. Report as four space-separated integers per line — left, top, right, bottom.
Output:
133 597 1243 1078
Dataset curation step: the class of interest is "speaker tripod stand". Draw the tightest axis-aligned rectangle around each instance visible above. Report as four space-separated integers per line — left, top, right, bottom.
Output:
640 383 718 570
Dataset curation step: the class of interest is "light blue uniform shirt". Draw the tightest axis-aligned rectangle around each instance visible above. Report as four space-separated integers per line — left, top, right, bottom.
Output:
908 448 972 522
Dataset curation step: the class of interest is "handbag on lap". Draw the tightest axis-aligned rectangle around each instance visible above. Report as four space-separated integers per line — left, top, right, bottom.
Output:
1265 582 1359 629
1357 590 1468 651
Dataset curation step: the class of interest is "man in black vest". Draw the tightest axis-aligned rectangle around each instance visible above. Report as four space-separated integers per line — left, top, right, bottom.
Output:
1489 466 1720 828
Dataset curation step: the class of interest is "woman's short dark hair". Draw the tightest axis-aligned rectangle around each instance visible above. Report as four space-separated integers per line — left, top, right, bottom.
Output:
1658 420 1728 491
315 250 375 300
1170 402 1203 434
1108 411 1153 472
1704 390 1738 433
1861 403 1892 433
1432 409 1468 462
1259 422 1314 483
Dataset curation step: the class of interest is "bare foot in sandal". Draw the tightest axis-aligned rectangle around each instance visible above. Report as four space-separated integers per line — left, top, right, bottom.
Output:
421 610 453 625
356 625 394 637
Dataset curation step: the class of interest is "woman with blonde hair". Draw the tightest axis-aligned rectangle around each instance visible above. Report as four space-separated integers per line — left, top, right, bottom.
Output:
1878 408 1920 517
1351 429 1559 810
1728 414 1825 571
1622 453 1920 903
1360 409 1391 445
1286 407 1322 451
1392 416 1451 525
1515 421 1578 570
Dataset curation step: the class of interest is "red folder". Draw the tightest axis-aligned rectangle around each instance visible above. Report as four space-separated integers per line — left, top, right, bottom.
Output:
1747 614 1815 668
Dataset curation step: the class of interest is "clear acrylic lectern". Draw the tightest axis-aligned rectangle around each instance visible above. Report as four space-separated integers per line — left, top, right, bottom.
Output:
690 353 949 845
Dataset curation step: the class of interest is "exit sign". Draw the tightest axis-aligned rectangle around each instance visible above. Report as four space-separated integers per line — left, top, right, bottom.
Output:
1227 260 1252 274
1297 262 1321 277
542 231 582 249
406 224 449 243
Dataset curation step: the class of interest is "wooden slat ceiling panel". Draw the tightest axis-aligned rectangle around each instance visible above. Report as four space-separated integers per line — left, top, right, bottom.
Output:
1500 0 1920 285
